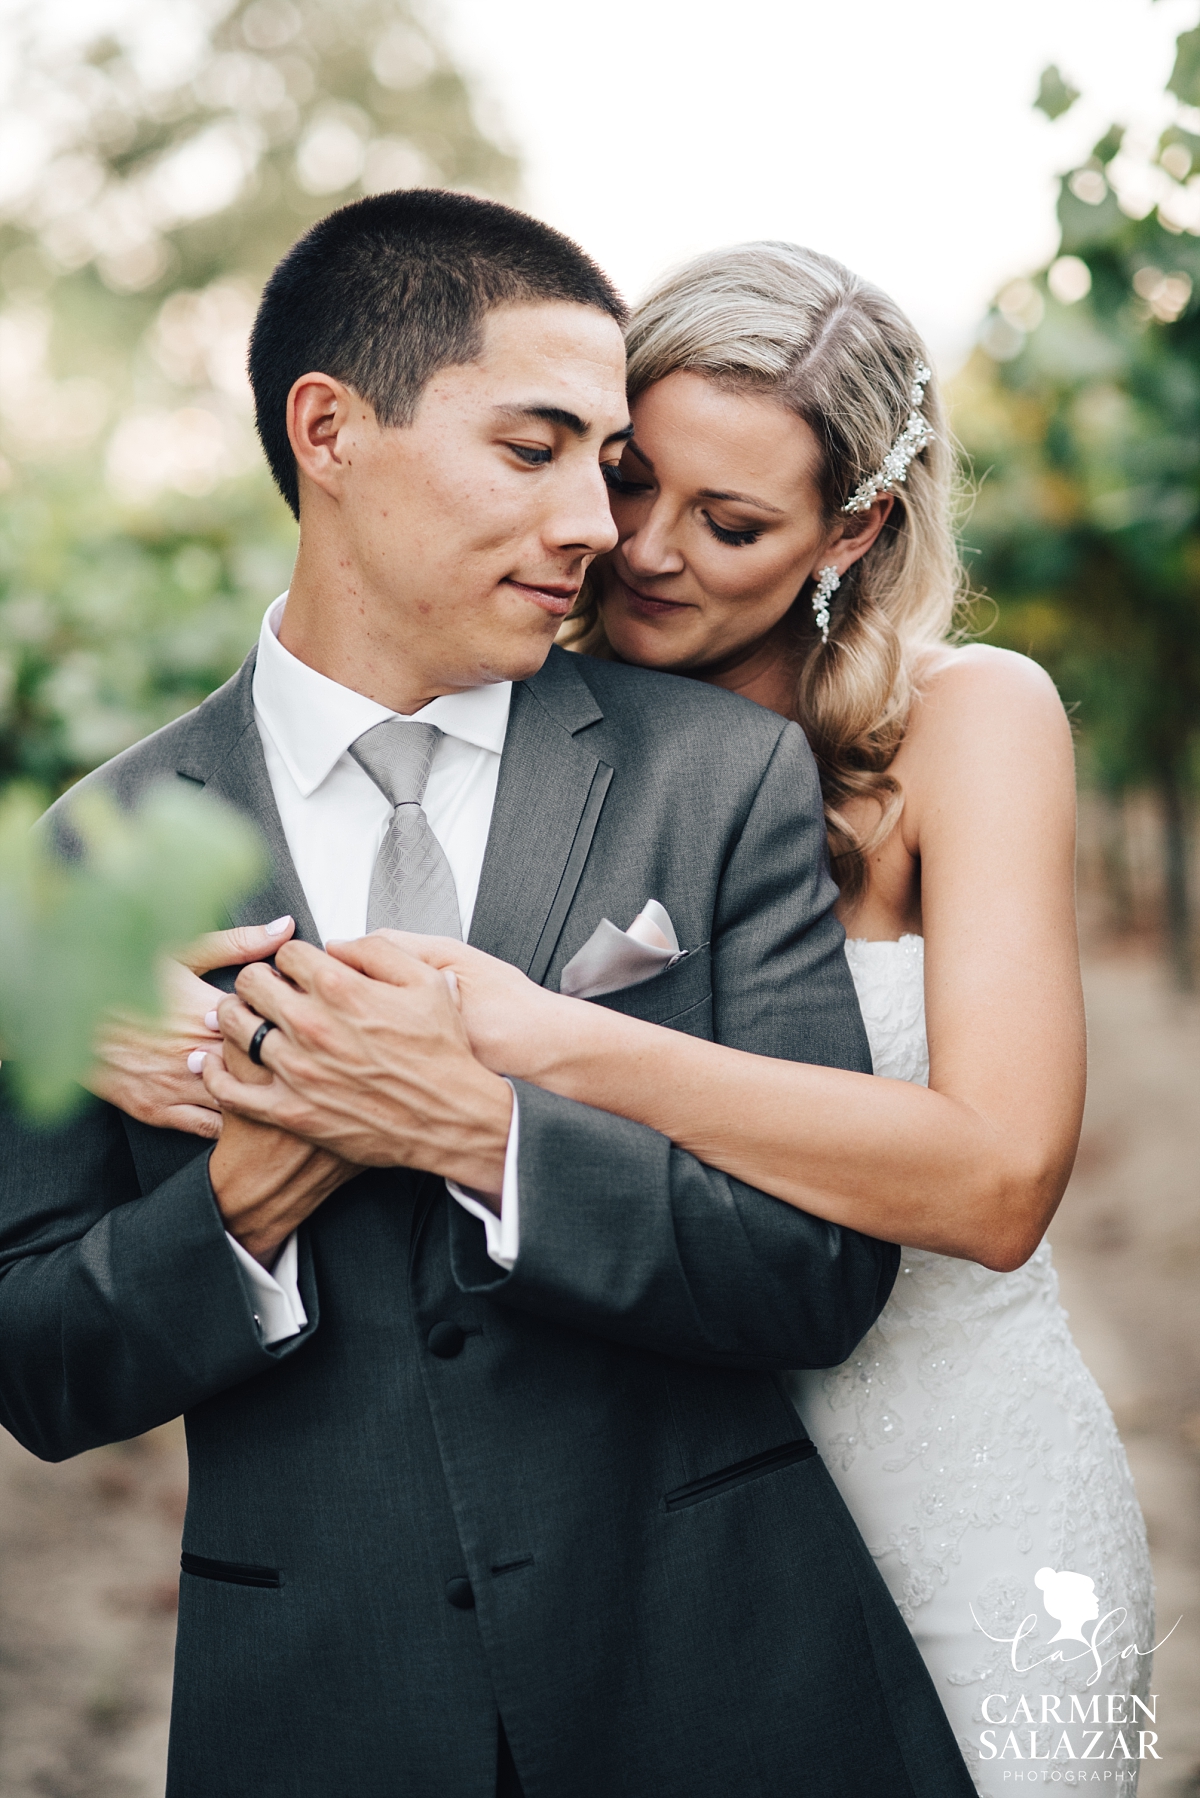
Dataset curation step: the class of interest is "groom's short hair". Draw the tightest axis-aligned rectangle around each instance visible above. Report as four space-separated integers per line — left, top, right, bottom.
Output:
249 188 627 518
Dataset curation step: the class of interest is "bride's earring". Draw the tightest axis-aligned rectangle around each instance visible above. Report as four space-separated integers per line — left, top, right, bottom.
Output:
812 564 840 644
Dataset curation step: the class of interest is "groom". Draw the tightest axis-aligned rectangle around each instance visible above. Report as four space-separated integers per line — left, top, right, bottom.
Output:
0 192 974 1797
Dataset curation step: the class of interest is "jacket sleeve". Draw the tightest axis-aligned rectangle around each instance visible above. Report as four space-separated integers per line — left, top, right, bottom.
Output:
448 721 897 1371
0 1085 316 1461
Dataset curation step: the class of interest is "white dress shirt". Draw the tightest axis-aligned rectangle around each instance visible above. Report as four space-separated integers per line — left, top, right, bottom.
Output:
254 594 510 942
224 597 520 1344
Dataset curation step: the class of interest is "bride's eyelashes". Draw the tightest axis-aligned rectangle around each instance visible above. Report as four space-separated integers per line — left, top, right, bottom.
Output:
602 465 650 494
703 511 762 547
600 458 764 546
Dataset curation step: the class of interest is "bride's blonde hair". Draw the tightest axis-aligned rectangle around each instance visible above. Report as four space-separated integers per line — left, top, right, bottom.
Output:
560 242 964 899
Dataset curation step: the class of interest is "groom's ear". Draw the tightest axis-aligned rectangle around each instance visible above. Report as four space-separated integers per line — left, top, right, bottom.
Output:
287 373 367 509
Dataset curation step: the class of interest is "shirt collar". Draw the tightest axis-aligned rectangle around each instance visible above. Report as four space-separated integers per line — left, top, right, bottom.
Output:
251 596 513 798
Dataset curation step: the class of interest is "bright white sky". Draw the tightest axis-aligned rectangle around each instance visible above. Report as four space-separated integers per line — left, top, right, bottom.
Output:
435 0 1198 367
2 0 1195 371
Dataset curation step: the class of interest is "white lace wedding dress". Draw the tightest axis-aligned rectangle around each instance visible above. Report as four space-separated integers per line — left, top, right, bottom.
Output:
787 937 1156 1793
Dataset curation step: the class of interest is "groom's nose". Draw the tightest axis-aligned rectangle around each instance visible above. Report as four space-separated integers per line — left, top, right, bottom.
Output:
544 462 619 558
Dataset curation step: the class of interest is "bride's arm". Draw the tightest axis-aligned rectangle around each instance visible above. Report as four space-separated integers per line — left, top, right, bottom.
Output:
87 918 298 1136
339 649 1084 1272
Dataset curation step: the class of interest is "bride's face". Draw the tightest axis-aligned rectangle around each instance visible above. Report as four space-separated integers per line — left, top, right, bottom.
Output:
595 370 832 673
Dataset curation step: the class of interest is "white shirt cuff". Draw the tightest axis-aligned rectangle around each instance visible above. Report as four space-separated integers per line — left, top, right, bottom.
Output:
226 1230 308 1344
445 1083 520 1269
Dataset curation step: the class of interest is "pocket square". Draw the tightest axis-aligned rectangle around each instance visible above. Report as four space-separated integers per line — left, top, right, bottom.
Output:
560 900 683 999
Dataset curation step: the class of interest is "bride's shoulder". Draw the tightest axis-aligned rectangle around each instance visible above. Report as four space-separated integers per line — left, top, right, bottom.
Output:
907 642 1068 739
895 643 1072 804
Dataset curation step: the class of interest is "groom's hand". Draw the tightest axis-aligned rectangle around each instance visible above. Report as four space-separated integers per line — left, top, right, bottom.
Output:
209 1031 360 1268
202 940 512 1204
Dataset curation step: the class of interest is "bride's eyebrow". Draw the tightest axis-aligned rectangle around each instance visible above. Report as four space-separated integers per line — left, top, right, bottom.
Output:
698 486 785 515
626 438 784 514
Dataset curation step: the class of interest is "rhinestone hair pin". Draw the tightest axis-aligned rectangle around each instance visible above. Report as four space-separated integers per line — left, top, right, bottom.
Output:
841 362 935 515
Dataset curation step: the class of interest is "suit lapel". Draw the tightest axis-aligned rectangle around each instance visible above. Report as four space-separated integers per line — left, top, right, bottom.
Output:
175 643 611 972
174 653 321 948
470 648 612 984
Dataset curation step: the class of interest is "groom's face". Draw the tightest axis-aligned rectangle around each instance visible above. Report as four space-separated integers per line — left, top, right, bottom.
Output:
301 302 630 693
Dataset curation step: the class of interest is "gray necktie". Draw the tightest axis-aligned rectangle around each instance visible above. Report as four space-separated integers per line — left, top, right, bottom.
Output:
349 720 462 938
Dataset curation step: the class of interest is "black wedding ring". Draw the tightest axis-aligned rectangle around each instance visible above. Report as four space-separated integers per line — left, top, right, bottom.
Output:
248 1020 279 1066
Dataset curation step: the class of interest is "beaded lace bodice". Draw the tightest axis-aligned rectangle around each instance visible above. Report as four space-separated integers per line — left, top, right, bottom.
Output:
843 933 931 1087
787 936 1154 1789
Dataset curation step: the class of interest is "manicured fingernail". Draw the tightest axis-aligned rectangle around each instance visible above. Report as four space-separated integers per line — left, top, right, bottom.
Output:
204 1010 220 1031
266 915 292 936
187 1051 208 1074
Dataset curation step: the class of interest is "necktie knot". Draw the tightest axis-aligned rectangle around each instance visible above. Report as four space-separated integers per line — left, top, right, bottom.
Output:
350 719 442 810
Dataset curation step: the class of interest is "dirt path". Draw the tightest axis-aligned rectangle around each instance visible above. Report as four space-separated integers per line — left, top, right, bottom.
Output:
1048 952 1200 1797
0 951 1196 1796
0 1422 184 1797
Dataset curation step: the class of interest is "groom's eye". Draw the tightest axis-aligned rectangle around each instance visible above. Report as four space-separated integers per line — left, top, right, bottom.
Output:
507 443 553 466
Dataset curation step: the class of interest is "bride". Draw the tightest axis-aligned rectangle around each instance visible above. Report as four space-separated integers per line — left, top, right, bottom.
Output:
98 242 1155 1789
427 247 1155 1788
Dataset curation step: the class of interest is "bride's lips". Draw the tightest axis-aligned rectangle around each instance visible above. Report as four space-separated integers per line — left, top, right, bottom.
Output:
504 578 579 619
616 578 693 620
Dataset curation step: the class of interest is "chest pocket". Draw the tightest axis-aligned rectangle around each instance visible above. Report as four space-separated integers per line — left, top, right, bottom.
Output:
589 943 712 1036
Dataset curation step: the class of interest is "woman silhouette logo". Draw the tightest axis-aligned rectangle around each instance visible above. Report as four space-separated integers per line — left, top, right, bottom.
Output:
973 1566 1176 1684
1035 1566 1101 1644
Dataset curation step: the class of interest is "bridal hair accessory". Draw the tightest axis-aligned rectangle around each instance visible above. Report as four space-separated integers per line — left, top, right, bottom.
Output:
812 564 840 643
841 361 935 515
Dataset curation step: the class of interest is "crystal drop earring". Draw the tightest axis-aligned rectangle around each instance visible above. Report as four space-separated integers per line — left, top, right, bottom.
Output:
812 565 840 644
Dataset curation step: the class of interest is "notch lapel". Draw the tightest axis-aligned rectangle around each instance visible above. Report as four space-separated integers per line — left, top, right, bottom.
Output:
174 653 321 949
470 648 612 984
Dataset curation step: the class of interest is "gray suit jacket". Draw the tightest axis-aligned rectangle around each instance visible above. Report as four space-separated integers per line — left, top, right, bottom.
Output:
0 646 973 1798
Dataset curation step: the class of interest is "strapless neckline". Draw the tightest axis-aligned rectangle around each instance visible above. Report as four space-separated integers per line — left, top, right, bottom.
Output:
845 933 923 944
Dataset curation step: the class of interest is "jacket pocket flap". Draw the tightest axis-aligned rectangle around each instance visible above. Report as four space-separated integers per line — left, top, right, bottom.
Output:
664 1437 817 1511
591 943 711 1024
181 1551 281 1588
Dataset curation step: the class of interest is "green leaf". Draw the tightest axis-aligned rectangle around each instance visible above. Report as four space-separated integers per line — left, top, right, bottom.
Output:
1035 65 1081 121
1167 23 1200 107
0 784 266 1120
1092 125 1126 166
1057 176 1124 255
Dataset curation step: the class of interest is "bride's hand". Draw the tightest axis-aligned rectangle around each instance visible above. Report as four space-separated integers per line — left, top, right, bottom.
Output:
86 917 297 1138
326 931 565 1080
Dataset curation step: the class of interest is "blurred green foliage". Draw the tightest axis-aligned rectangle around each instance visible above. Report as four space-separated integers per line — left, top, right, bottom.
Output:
1034 65 1081 123
0 0 516 1116
0 0 517 794
955 28 1200 984
0 784 265 1118
1 474 295 787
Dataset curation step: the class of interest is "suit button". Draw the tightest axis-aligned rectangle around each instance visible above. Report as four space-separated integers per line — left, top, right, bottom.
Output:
427 1322 467 1359
446 1577 475 1610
